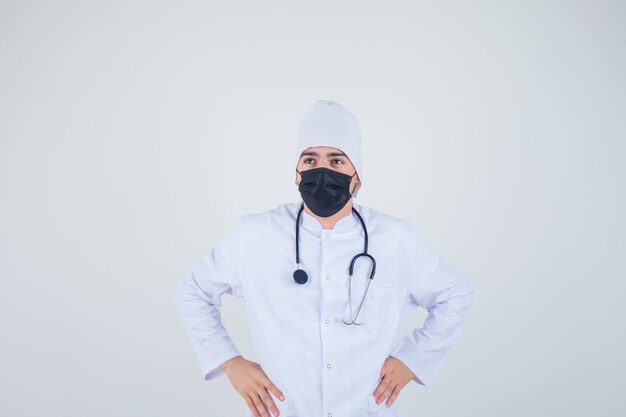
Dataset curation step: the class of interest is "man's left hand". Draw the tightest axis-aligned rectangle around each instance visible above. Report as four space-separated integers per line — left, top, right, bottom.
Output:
372 356 415 407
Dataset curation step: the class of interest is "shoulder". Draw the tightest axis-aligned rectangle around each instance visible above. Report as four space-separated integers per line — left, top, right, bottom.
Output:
354 202 436 253
236 201 301 228
353 201 415 232
358 204 443 270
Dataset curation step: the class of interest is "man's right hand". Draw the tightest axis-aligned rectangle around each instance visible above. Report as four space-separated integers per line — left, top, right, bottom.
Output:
220 355 285 417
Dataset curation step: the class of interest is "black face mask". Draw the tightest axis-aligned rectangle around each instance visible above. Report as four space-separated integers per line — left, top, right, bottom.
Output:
296 167 357 217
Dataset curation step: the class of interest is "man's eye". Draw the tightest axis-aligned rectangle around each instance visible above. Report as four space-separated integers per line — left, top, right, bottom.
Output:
304 158 315 164
332 159 345 164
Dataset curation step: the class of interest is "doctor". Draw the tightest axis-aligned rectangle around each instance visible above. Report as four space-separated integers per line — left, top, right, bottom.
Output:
175 100 474 417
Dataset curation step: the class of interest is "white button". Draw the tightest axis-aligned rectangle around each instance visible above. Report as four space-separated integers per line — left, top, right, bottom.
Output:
328 413 332 417
325 275 331 280
326 363 331 369
325 319 330 324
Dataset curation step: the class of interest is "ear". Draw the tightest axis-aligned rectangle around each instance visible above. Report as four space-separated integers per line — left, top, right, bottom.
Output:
352 174 362 195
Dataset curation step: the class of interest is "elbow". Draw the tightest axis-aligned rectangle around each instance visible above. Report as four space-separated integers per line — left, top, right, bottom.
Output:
458 278 475 316
174 273 195 313
442 277 475 316
461 278 474 299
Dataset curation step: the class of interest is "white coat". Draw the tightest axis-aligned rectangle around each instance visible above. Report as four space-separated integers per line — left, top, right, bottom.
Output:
175 200 474 417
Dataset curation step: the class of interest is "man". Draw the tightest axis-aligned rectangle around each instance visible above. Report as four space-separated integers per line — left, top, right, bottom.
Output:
175 99 474 417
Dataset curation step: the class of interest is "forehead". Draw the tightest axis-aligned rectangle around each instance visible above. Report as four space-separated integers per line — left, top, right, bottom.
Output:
299 146 347 157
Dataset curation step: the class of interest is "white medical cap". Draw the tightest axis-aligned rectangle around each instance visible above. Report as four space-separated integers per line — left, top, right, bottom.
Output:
294 99 363 198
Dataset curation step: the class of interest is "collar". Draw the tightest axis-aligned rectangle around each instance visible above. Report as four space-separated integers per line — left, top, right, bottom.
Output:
297 198 363 235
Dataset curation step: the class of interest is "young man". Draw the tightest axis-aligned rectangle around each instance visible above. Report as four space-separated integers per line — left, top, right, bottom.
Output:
176 100 474 417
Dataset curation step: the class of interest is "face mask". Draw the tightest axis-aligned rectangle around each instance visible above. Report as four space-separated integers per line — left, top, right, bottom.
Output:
296 167 357 217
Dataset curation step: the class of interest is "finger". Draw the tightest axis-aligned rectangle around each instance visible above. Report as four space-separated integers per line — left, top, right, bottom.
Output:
376 383 395 404
385 384 402 407
380 359 393 378
264 378 285 402
376 385 395 405
244 395 261 417
258 388 280 417
251 392 271 417
373 376 392 402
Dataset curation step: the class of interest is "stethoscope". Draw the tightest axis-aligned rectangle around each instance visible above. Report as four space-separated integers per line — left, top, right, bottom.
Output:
293 202 377 325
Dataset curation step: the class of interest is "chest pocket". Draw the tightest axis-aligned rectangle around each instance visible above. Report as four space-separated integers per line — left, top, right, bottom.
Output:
364 285 401 337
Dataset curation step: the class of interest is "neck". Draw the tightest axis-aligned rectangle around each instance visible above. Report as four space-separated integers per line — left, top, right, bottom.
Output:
303 199 354 230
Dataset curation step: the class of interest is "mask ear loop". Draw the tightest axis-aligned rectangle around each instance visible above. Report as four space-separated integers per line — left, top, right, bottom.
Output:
348 171 358 197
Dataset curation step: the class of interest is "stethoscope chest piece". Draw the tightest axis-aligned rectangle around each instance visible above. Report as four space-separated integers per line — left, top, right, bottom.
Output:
293 267 308 285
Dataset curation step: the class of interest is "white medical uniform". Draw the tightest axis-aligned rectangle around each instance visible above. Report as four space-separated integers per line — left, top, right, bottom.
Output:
175 200 474 417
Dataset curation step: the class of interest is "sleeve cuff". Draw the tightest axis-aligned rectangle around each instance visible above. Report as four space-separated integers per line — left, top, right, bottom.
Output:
389 351 427 386
202 349 242 381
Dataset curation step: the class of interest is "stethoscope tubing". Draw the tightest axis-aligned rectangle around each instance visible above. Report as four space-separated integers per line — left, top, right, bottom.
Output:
294 202 376 325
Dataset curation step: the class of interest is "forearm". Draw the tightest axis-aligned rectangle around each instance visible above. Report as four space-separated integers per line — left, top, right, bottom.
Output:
176 272 241 380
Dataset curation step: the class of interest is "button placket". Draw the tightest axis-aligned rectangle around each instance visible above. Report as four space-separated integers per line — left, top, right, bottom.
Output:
320 232 335 417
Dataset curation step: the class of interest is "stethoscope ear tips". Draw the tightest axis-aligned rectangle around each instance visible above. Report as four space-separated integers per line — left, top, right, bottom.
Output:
293 269 308 285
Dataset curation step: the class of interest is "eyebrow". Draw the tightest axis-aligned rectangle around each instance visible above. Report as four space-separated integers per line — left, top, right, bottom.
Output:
300 151 347 158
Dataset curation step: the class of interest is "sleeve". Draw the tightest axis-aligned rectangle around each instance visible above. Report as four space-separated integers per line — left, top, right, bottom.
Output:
389 221 474 386
175 218 245 381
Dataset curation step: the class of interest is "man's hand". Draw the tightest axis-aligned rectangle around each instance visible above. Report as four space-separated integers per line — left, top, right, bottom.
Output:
372 356 415 407
220 355 285 417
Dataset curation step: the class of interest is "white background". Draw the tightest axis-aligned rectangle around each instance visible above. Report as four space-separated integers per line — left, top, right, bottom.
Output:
1 1 625 416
